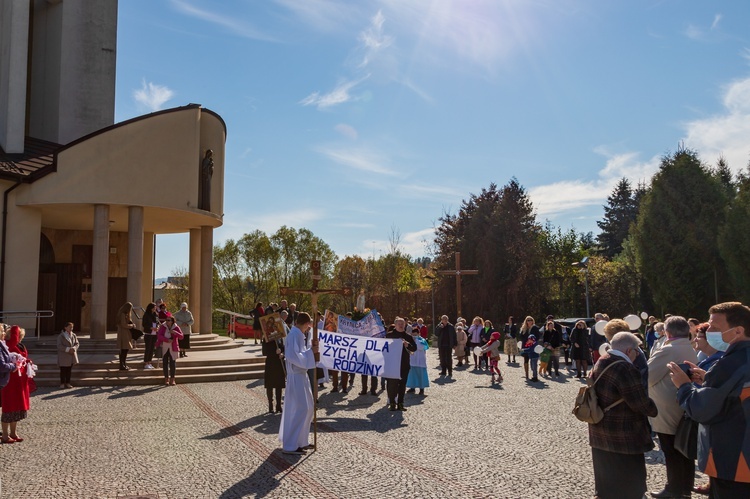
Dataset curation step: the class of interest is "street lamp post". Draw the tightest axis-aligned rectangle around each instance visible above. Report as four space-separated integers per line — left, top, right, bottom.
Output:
572 257 590 318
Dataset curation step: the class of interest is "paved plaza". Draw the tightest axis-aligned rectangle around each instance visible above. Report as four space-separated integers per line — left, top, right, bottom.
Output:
2 349 704 498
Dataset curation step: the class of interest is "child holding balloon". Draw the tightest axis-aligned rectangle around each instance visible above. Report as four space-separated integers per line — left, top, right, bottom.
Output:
479 331 503 383
523 334 541 382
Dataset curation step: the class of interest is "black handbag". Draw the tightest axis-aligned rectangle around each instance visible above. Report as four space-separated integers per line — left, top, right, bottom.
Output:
130 327 144 341
674 412 698 460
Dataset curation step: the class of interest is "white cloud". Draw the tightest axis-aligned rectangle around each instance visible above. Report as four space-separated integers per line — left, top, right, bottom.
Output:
685 24 703 40
273 0 364 33
299 76 369 109
214 207 326 244
398 77 434 104
335 222 375 228
711 13 722 30
315 145 404 177
334 123 358 140
528 150 660 217
169 0 276 42
742 48 750 64
683 76 750 170
133 79 174 112
357 10 394 68
530 75 750 219
366 227 434 259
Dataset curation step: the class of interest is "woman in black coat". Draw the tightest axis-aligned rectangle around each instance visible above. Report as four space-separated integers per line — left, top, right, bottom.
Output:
569 320 591 378
262 337 285 413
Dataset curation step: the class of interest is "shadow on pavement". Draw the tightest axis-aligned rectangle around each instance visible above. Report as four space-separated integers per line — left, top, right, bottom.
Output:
36 385 164 400
432 376 456 385
244 379 264 389
473 383 504 390
107 385 164 399
219 449 312 499
524 380 549 389
203 412 282 439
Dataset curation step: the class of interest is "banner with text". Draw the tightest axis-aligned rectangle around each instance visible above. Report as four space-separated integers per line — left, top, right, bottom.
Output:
318 330 403 379
321 309 386 338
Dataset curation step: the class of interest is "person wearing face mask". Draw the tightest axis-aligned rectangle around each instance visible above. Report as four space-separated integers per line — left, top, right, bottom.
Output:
588 331 658 499
651 322 666 354
692 322 724 373
646 316 698 498
668 302 750 499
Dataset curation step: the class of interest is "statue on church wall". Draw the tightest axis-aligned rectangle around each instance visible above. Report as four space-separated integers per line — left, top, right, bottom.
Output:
198 149 214 211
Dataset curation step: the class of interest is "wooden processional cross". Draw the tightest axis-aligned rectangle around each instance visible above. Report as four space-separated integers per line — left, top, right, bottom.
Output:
280 260 351 450
437 252 479 319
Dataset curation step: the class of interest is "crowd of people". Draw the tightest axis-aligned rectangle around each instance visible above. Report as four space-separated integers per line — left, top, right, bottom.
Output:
113 298 195 385
263 300 750 498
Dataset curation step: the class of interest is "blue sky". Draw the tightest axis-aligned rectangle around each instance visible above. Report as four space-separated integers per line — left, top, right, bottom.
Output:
114 1 750 279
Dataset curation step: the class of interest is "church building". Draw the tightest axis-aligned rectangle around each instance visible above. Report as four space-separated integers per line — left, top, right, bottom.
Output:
0 0 225 338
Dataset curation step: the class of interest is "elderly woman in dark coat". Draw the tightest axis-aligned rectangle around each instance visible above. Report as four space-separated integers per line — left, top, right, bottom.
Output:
588 332 658 499
570 320 591 378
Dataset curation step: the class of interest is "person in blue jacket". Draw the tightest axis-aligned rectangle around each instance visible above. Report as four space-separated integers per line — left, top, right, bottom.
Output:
523 334 540 382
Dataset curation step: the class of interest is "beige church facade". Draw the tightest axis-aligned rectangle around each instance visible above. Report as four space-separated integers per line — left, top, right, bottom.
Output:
0 1 225 338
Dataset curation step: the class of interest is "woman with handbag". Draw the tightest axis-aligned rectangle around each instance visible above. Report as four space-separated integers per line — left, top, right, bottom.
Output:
116 302 136 371
1 326 31 444
141 303 159 370
56 322 79 388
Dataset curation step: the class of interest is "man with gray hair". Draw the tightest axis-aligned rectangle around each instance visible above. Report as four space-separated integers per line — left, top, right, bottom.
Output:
647 316 698 498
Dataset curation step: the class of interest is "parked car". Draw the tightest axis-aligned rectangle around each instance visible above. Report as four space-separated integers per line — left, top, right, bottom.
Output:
557 317 597 329
228 315 261 340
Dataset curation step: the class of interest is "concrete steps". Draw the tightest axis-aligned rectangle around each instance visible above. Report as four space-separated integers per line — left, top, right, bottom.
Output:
26 334 266 387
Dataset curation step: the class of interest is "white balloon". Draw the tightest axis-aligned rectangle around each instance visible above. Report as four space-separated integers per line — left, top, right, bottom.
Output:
624 314 642 330
473 346 483 356
593 320 607 335
599 343 610 356
534 345 544 354
640 311 648 320
517 341 523 349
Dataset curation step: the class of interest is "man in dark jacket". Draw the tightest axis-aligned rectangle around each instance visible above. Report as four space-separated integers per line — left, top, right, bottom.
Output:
543 316 563 376
435 315 457 377
385 317 417 411
670 302 750 498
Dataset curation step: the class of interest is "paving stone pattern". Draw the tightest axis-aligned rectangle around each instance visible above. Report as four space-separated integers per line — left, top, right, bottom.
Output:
1 350 704 498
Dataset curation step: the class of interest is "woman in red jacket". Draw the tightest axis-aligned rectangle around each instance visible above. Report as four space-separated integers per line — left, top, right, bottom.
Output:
1 325 31 444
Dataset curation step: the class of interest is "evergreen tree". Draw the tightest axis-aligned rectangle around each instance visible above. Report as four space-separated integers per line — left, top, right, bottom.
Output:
433 179 543 320
718 164 750 303
633 148 729 317
596 178 639 259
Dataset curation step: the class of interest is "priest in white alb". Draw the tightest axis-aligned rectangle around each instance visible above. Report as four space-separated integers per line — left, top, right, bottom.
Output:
278 312 317 455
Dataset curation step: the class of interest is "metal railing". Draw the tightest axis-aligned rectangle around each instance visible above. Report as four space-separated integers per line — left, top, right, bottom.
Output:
0 310 54 338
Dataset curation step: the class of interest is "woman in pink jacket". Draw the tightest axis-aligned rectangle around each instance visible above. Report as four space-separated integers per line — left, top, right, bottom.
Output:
156 317 183 386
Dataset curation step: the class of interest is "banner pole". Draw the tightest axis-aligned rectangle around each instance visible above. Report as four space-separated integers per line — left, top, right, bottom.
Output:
312 292 319 451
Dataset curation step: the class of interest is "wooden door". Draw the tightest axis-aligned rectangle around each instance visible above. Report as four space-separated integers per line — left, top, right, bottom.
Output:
53 263 83 332
107 277 128 331
37 273 56 334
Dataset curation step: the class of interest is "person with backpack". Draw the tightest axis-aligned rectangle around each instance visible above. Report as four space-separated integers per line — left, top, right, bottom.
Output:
587 332 657 499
